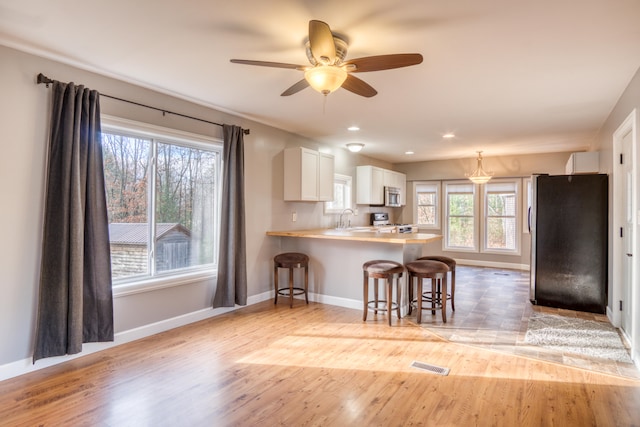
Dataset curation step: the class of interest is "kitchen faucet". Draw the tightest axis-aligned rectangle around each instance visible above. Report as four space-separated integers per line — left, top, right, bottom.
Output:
338 208 355 229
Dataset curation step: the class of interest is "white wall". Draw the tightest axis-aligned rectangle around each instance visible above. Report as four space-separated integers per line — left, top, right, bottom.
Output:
0 44 375 376
393 152 573 268
592 66 640 362
4 42 636 376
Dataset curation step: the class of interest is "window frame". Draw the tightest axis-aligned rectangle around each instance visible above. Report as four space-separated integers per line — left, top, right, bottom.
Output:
324 173 353 214
443 180 479 252
413 181 441 230
523 177 532 234
481 178 522 255
101 115 223 292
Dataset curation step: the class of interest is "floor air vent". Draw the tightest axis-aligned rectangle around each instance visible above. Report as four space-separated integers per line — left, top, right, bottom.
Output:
410 361 450 376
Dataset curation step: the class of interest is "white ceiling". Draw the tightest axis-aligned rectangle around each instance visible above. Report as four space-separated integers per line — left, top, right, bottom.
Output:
1 0 639 163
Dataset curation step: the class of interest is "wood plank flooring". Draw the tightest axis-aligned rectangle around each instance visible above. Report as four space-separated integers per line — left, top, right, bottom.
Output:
1 266 639 426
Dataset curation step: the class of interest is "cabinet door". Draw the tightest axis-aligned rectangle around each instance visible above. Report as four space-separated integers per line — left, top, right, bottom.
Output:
357 165 384 205
318 152 335 201
284 147 319 201
371 167 384 204
397 172 406 205
300 149 319 200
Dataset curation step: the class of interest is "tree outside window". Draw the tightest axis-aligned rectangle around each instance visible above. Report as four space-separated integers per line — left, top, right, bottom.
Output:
324 174 352 213
102 124 221 283
414 182 439 228
484 181 519 253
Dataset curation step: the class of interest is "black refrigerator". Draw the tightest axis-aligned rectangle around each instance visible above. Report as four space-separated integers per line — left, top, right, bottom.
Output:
529 173 608 314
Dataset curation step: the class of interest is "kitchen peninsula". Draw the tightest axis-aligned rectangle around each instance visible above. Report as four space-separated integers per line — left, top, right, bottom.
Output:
266 228 442 310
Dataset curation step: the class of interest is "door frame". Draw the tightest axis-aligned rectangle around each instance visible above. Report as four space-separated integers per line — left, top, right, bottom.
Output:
611 108 638 361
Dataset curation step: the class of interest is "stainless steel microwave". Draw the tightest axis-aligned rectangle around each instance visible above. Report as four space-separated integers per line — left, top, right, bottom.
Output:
384 186 401 207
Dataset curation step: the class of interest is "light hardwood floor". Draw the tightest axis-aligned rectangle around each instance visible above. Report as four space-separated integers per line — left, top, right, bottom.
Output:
1 267 639 426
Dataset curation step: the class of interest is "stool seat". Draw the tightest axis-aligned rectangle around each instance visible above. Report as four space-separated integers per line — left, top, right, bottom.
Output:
363 260 405 276
274 252 309 308
274 252 309 268
406 260 449 323
417 256 456 311
405 260 449 275
363 260 404 325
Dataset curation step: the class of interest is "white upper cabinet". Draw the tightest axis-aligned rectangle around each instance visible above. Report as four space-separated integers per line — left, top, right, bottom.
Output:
566 152 599 174
356 165 385 205
384 170 407 205
357 166 406 206
284 147 335 201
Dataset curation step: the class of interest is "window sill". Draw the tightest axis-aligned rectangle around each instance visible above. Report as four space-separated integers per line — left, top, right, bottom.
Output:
113 269 217 298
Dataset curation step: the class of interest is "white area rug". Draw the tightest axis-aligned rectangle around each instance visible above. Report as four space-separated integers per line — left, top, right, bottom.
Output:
524 313 632 364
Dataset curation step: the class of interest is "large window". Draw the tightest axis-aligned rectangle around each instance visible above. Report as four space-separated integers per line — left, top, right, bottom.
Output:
444 182 477 251
102 118 222 284
442 179 521 254
483 180 520 253
413 181 440 229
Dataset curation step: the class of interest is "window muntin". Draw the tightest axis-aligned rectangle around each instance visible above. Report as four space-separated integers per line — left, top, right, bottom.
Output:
102 118 222 285
413 181 440 229
444 182 477 251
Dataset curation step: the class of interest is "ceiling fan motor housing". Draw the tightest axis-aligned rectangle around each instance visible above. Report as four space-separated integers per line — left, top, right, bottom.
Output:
305 36 348 66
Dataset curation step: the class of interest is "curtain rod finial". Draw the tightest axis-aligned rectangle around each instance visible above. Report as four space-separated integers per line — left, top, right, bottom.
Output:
37 73 53 87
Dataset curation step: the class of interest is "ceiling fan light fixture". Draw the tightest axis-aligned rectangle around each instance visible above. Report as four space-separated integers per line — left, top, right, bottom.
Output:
346 143 364 152
304 66 347 95
466 151 493 184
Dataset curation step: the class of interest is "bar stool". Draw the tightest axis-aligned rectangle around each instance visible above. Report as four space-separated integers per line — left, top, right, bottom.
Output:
274 252 309 308
417 256 456 311
362 260 404 326
406 260 449 323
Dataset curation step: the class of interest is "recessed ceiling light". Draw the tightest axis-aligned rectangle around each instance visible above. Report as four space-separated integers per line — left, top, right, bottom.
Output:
405 151 414 155
443 133 455 139
348 126 360 131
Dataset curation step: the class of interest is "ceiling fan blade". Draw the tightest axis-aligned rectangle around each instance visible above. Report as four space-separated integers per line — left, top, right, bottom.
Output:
230 59 306 70
343 53 423 72
341 74 377 97
308 20 336 65
281 79 310 96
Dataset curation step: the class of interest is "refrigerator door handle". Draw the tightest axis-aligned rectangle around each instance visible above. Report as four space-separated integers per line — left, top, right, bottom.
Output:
527 206 532 233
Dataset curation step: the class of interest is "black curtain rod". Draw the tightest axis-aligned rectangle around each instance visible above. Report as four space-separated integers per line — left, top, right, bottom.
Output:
36 73 250 135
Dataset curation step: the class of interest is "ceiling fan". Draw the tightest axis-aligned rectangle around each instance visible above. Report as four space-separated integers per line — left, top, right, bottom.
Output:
230 20 423 98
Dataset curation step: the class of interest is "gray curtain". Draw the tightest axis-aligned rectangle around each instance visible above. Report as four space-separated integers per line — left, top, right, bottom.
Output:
33 80 114 362
213 124 247 307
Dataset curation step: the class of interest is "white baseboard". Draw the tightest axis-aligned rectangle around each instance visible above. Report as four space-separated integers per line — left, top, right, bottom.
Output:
456 258 530 271
0 290 273 382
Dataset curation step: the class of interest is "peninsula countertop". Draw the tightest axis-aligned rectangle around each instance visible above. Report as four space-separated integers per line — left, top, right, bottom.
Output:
266 228 442 245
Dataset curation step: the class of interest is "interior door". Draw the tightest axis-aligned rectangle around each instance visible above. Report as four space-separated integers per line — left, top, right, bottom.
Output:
621 130 634 338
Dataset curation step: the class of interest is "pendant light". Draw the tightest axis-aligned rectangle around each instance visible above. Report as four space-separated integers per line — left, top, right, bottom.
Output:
466 151 493 184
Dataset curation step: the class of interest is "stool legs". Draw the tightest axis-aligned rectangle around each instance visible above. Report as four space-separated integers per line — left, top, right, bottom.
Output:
274 264 279 305
288 266 294 308
363 272 402 325
413 275 447 323
451 269 455 311
363 271 369 321
273 265 309 307
304 265 309 304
